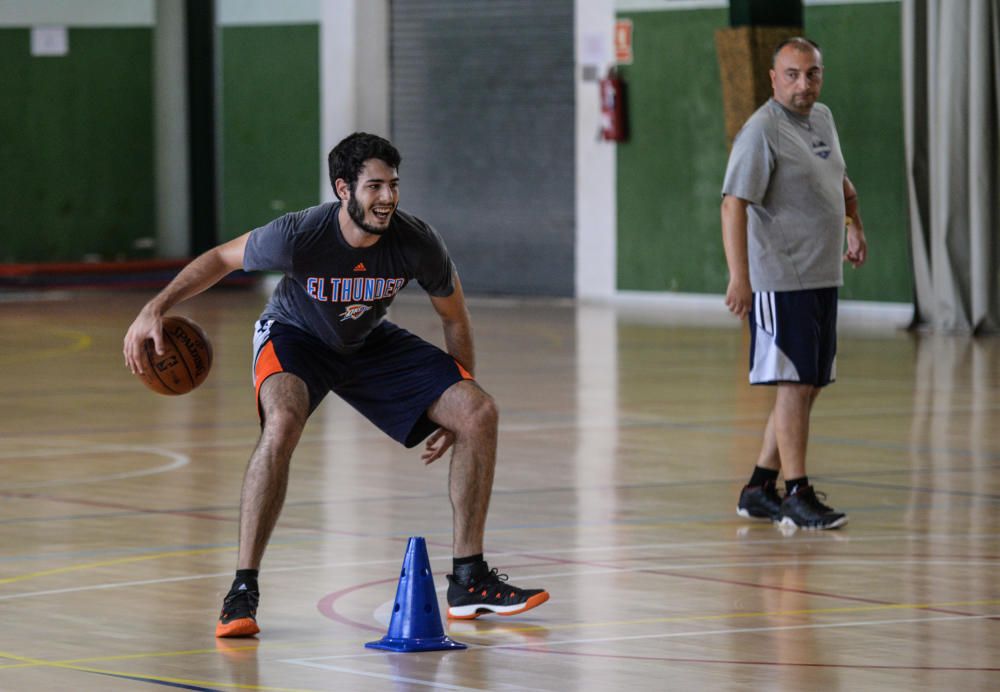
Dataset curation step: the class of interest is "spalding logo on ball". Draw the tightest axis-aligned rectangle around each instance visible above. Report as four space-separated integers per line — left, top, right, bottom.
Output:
137 315 213 395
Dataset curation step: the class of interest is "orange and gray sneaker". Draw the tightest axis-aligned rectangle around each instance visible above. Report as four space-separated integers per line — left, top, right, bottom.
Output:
446 567 549 620
215 583 260 638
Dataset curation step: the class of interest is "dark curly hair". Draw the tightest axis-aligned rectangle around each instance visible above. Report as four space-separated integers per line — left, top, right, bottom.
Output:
328 132 402 197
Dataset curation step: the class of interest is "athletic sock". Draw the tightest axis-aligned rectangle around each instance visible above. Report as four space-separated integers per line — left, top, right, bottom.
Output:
785 476 809 496
232 569 259 592
452 554 487 585
748 466 779 487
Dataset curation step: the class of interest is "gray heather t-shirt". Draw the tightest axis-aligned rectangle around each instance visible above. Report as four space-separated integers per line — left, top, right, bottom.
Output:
243 202 455 354
722 98 847 291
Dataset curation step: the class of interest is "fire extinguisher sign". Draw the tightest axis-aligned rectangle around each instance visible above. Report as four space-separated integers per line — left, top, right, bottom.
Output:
614 19 633 65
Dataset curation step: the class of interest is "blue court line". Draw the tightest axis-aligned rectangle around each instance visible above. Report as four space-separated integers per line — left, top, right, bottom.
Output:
90 670 224 691
3 458 999 531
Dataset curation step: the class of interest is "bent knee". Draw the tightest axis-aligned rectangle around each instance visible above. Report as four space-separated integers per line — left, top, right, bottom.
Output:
457 387 499 434
260 404 308 437
472 393 499 428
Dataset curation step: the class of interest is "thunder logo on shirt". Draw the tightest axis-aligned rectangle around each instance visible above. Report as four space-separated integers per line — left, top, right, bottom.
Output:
305 276 406 303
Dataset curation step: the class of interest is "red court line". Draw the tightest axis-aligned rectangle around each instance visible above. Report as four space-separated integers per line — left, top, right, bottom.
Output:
315 561 552 633
315 577 397 633
490 551 985 618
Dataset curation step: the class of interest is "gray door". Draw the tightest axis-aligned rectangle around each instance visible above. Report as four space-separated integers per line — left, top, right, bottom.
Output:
390 0 575 296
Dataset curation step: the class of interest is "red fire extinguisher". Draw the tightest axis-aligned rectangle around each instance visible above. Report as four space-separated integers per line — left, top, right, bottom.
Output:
599 67 628 142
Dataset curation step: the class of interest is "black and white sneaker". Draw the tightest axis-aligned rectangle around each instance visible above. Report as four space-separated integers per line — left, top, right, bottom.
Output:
737 480 783 521
446 567 549 620
778 485 847 530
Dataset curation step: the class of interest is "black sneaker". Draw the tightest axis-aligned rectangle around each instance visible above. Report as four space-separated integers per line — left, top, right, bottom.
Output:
737 481 783 521
778 485 847 530
216 583 260 638
446 567 549 620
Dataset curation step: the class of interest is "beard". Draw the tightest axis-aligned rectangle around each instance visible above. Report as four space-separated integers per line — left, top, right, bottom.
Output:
347 190 391 236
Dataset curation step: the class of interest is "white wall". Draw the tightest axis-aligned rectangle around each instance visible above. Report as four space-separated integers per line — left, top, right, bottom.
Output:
0 0 153 26
217 0 319 25
575 0 618 300
319 0 389 203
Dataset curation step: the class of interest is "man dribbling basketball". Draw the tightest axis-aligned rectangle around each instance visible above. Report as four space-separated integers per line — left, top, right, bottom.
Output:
123 132 548 637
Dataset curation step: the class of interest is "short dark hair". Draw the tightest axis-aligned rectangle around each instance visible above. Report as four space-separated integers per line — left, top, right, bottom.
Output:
328 132 402 195
772 36 821 67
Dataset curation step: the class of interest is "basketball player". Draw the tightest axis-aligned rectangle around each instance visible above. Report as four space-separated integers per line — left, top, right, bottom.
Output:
720 38 867 529
123 133 548 637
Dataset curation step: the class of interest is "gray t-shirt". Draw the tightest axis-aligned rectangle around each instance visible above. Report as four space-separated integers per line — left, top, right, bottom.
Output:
243 202 455 354
722 98 847 291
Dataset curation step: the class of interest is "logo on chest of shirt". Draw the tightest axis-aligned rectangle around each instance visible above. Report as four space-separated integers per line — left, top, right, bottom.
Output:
811 139 832 159
339 303 371 321
305 276 407 304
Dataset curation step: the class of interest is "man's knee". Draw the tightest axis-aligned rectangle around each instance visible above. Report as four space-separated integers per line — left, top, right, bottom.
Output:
259 373 310 432
470 391 499 431
452 383 499 435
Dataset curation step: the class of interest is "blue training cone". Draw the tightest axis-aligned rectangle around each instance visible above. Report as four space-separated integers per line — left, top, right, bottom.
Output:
365 537 466 653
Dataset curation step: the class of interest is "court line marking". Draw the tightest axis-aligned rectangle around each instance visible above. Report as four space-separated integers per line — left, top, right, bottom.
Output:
273 660 488 691
282 612 1000 669
0 327 91 365
0 635 372 671
0 445 189 489
5 402 999 464
0 546 234 586
0 649 316 691
2 531 998 596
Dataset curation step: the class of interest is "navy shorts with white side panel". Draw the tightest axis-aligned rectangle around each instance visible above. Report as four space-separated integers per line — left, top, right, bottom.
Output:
252 319 472 447
749 287 838 387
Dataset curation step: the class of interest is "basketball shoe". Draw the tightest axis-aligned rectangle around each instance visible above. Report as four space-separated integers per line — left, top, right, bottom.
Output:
216 582 260 638
446 566 549 620
778 485 847 530
737 480 783 521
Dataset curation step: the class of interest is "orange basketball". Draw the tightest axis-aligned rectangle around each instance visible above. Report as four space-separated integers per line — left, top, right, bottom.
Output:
137 315 213 396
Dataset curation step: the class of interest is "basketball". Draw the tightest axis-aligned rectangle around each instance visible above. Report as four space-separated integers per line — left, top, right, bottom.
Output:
136 315 213 396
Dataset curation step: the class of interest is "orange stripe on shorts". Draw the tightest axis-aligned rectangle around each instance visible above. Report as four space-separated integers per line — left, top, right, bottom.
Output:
254 341 284 405
454 359 473 380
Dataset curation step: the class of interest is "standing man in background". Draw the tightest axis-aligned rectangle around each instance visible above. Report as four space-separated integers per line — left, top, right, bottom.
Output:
721 37 867 529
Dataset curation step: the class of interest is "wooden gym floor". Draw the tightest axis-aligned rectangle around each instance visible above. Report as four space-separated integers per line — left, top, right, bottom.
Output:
0 287 997 690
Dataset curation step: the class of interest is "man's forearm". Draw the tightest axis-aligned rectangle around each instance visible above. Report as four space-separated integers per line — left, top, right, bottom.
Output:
721 197 750 281
844 176 863 230
144 248 238 316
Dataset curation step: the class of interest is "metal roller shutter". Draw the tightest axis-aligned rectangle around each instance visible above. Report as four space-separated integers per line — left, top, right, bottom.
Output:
390 0 575 296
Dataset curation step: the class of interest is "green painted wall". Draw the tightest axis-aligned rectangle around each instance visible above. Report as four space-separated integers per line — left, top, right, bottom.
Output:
615 8 730 295
220 24 320 240
616 2 912 303
0 23 320 262
0 28 154 262
805 3 909 302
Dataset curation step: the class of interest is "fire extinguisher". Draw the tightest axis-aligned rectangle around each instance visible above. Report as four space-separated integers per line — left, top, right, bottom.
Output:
599 67 628 142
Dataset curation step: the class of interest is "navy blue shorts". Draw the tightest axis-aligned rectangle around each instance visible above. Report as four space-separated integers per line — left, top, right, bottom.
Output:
749 287 838 387
251 319 472 447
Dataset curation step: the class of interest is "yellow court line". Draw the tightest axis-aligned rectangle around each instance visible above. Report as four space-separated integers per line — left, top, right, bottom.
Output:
0 635 368 671
2 598 996 673
0 546 235 586
0 329 92 365
0 649 316 691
